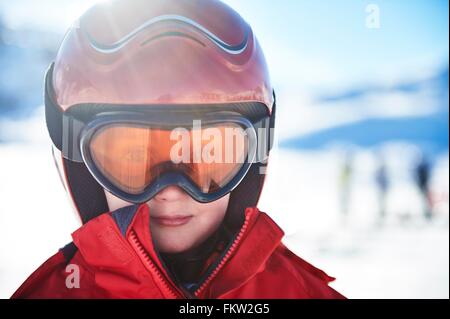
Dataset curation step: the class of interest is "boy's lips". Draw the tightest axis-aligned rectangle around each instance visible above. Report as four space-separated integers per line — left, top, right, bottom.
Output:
151 215 193 227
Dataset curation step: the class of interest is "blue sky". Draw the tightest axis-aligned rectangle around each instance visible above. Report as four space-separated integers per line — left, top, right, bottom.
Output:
224 0 449 89
1 1 448 144
1 0 448 90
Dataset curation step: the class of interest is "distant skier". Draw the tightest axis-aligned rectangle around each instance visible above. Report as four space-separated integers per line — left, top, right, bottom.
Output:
415 155 433 220
375 158 389 225
339 152 353 224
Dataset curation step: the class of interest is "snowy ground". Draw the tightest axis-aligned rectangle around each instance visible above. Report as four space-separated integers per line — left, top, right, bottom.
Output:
259 148 449 298
0 114 448 299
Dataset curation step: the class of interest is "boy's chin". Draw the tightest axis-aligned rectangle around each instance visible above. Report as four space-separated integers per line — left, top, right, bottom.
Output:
157 242 193 254
154 236 198 254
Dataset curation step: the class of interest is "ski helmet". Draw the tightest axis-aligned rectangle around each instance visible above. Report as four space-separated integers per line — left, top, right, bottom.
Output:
45 0 276 224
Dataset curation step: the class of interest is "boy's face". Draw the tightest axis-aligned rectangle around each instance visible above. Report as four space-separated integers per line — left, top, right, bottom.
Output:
105 187 229 253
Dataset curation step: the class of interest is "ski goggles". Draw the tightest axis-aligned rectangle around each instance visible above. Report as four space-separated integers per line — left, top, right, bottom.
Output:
45 72 273 204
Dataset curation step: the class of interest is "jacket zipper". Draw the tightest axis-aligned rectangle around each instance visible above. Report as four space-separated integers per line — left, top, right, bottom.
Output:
128 230 182 299
128 210 253 299
194 212 251 297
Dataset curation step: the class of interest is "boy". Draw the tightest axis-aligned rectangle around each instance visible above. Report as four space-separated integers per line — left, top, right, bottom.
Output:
13 0 344 299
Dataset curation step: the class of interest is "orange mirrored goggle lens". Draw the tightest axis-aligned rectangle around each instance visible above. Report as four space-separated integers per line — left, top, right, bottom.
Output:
89 123 249 195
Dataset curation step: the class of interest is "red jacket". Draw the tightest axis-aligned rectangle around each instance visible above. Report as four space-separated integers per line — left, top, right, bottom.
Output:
12 204 345 299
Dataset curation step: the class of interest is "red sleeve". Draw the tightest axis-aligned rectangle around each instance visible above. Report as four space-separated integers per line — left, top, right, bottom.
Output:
11 249 96 299
277 244 346 299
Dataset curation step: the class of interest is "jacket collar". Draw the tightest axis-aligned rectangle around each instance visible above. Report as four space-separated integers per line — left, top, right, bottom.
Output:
72 203 284 298
199 207 284 298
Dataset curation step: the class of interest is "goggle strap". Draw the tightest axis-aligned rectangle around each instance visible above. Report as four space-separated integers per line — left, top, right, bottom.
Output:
62 114 85 163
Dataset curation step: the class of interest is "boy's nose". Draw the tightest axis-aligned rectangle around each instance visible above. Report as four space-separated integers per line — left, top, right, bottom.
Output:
153 185 189 202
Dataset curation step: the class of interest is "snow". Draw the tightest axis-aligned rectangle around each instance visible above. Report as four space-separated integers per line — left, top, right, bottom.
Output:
259 147 449 298
0 113 448 298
